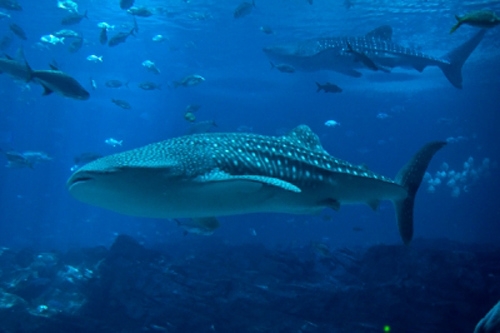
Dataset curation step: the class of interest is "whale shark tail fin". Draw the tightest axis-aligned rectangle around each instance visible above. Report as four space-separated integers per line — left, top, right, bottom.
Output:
393 141 447 245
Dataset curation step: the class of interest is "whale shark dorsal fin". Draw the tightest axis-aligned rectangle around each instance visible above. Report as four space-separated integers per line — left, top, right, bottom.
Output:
366 25 392 41
284 125 327 154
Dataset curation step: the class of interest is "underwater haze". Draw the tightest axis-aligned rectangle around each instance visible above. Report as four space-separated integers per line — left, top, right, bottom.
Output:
0 0 499 332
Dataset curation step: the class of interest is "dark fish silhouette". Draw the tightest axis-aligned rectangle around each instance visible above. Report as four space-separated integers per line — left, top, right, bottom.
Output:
61 10 88 25
9 23 26 40
108 29 135 47
316 82 342 93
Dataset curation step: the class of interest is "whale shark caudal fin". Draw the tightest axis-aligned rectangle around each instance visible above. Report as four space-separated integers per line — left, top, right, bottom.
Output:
438 29 486 89
393 141 447 245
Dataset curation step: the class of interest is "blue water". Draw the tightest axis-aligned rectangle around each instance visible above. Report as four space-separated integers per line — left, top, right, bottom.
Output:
0 0 499 251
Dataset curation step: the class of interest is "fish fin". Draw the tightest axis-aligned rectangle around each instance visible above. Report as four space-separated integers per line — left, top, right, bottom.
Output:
83 10 88 19
323 198 340 211
201 170 301 193
4 53 13 60
269 61 275 69
230 175 301 193
449 21 461 34
439 29 486 88
393 141 447 245
315 82 322 92
365 25 392 41
41 83 54 96
367 199 380 211
49 63 58 70
284 124 327 154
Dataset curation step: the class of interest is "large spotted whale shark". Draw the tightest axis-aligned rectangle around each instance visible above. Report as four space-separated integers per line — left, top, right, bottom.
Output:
263 26 486 88
67 125 446 244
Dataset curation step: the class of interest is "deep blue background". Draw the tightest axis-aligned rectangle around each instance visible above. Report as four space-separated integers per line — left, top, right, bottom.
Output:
0 0 498 250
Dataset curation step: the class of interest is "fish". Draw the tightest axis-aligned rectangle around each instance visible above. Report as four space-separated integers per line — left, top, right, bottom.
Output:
127 6 153 17
152 34 167 42
61 10 88 25
24 60 90 100
111 99 131 109
184 112 196 122
67 125 446 245
1 149 32 168
234 0 255 18
0 0 21 11
263 25 486 89
119 0 134 10
142 60 160 74
324 120 340 127
138 81 160 90
1 149 52 168
105 138 122 147
53 29 80 38
105 80 127 88
9 23 26 40
0 54 31 81
40 34 65 45
173 74 205 88
260 25 274 35
68 36 83 53
316 82 342 93
89 77 97 90
99 27 108 45
97 22 114 30
86 55 103 63
58 0 78 13
108 28 134 47
450 10 500 34
174 217 220 236
270 62 295 73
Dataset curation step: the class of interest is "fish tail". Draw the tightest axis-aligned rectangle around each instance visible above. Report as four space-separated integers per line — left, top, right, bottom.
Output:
269 61 275 69
449 21 461 34
393 141 447 245
315 82 322 92
21 50 34 82
439 29 486 88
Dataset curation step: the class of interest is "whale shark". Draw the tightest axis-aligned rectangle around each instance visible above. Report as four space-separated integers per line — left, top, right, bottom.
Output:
67 125 446 244
263 25 486 88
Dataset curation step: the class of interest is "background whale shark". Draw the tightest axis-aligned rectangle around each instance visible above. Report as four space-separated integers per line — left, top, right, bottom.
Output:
263 25 486 88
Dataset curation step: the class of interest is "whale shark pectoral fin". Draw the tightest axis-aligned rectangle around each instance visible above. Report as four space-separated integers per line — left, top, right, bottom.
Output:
226 175 301 193
199 170 302 193
321 198 341 211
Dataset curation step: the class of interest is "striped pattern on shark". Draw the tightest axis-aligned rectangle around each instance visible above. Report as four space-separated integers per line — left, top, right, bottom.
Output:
67 125 446 244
